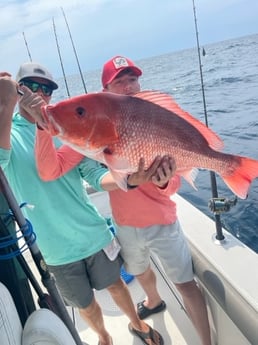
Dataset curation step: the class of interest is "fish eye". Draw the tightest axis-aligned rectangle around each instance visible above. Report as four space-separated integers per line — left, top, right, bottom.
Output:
76 106 86 117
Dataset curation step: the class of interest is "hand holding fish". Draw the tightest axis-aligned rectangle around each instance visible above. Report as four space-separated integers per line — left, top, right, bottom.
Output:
151 156 177 188
127 156 163 187
19 85 47 127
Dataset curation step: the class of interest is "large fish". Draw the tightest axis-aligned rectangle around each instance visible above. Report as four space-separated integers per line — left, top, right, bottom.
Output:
41 90 258 199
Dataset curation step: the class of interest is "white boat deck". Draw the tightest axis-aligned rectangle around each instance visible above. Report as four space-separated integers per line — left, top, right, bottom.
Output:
24 247 202 345
73 260 201 345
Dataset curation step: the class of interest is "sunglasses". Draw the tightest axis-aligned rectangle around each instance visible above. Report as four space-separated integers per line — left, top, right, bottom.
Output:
19 80 53 97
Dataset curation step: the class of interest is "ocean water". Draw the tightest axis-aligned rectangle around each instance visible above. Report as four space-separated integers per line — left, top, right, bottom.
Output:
52 33 258 253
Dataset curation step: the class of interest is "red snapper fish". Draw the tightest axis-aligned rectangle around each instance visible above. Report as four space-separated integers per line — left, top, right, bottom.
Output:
41 91 258 199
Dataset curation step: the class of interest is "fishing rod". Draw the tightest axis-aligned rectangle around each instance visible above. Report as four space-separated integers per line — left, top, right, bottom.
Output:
60 7 88 93
52 17 71 98
191 0 237 242
22 31 32 62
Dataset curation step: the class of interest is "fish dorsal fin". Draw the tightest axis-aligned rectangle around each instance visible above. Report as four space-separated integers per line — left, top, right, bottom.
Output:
133 91 224 151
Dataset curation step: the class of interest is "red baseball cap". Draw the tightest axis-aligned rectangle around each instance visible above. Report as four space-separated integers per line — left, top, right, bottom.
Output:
101 56 142 88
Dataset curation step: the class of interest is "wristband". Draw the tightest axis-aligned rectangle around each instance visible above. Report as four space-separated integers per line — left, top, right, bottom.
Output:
126 176 138 189
36 123 44 130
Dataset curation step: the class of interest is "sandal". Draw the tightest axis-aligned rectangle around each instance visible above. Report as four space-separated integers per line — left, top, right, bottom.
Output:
128 323 164 345
137 300 166 320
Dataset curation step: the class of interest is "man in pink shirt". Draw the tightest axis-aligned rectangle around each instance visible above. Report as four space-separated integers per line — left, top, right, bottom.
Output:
101 56 211 345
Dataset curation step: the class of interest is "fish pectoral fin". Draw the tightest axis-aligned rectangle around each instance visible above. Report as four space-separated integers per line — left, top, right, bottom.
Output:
179 168 199 190
89 117 119 148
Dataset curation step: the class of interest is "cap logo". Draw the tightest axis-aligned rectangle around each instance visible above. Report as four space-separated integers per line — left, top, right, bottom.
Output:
33 68 46 76
113 57 129 70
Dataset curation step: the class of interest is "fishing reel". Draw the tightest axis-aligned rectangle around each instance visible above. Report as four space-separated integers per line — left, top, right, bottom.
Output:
208 196 238 215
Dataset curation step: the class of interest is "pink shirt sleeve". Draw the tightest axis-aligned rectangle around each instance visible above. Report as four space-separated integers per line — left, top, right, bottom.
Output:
35 129 84 181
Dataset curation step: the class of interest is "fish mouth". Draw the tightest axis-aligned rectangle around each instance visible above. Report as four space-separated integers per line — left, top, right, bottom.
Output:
40 105 61 136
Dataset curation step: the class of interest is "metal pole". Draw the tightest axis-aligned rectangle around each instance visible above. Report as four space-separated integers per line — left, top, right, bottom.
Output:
52 17 71 98
61 7 88 93
22 31 33 62
191 0 225 241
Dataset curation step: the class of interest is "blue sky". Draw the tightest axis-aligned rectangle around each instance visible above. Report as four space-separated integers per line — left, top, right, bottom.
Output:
0 0 257 79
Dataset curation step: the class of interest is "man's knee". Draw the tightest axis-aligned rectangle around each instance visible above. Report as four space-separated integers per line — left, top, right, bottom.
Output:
106 278 125 294
175 279 199 297
79 297 97 317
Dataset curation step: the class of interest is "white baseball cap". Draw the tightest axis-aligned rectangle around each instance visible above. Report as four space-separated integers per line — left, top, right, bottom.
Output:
16 62 58 90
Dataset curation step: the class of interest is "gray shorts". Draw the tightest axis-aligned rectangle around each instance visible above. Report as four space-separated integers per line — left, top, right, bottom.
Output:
114 220 194 284
48 250 123 308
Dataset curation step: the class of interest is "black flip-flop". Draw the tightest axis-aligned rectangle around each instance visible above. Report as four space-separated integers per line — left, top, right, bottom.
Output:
128 323 164 345
137 300 166 320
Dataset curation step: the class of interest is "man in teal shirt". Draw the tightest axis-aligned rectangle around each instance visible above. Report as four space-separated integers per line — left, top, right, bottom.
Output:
0 63 163 345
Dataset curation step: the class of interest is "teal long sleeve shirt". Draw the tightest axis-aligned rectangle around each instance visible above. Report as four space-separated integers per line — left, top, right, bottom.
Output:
0 113 112 265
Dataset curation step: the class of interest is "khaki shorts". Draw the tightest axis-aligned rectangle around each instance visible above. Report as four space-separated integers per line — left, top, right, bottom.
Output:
48 249 123 308
114 220 194 284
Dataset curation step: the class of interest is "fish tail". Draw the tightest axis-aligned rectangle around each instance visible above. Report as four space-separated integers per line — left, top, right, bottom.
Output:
222 157 258 199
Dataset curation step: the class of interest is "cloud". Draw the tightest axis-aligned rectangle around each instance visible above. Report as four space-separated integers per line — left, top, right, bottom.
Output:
0 0 257 78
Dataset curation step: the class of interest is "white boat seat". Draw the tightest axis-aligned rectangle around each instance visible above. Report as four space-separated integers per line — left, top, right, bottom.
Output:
22 308 77 345
0 282 78 345
0 282 23 345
